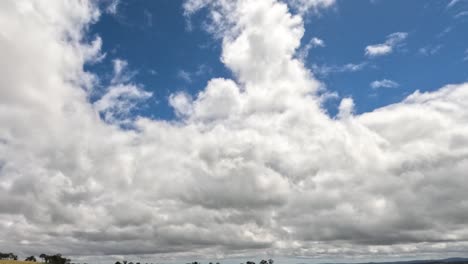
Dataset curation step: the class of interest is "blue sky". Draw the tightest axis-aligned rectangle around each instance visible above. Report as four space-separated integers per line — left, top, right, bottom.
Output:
87 0 468 119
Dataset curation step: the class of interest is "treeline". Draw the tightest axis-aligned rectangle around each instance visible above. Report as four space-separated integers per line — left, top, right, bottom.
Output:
115 259 274 264
0 253 70 264
0 253 18 260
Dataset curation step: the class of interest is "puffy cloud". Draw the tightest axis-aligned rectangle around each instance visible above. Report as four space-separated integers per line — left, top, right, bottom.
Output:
365 32 408 57
370 79 399 89
1 0 468 261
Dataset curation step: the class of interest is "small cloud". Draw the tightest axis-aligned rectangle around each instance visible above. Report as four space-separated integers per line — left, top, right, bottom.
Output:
370 79 399 89
111 59 137 84
148 69 158 76
288 0 336 14
195 64 213 76
365 32 408 57
464 49 468 61
365 44 392 57
437 26 453 38
177 70 192 83
447 0 461 8
144 10 153 27
177 64 212 83
455 11 468 19
311 62 366 76
106 0 120 14
297 37 325 60
419 45 443 56
310 37 325 47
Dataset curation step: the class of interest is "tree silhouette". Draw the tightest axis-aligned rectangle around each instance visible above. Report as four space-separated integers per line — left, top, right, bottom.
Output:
0 253 17 260
25 256 37 262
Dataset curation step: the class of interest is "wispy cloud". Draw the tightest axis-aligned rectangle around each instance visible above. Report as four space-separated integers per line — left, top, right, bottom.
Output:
111 59 137 84
312 62 367 76
418 45 443 56
370 79 399 89
365 32 408 57
297 37 325 60
177 69 193 83
106 0 120 14
177 64 213 83
455 11 468 19
447 0 461 8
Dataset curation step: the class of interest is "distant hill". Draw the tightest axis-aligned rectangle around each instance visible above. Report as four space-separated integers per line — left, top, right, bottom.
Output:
320 258 468 264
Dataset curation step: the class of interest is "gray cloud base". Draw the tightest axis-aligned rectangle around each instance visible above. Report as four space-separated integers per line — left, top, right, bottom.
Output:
1 0 468 261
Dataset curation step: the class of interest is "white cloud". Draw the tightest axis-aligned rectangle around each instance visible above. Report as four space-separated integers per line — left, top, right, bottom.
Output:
106 0 120 14
311 62 367 76
2 0 468 261
365 32 408 57
365 44 392 56
447 0 461 8
177 69 193 83
169 91 193 117
94 84 152 124
297 37 325 60
288 0 336 14
419 45 443 56
370 79 399 89
454 11 468 19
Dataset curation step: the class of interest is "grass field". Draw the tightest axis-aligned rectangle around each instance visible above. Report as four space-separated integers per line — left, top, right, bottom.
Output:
0 260 44 264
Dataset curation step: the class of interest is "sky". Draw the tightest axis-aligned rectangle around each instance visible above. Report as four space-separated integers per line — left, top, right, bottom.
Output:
1 0 468 263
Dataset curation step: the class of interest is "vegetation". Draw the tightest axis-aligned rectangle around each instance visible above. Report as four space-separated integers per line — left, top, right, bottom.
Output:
25 257 36 262
0 253 17 261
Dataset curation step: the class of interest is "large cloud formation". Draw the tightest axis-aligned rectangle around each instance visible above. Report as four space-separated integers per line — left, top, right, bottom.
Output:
1 0 468 261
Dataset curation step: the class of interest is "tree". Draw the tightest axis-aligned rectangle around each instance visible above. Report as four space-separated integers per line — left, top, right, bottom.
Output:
260 260 268 264
40 254 47 263
115 262 121 264
26 256 37 262
268 259 273 264
0 253 16 260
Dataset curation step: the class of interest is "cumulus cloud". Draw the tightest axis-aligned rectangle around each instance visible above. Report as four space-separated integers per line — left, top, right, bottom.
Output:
365 32 408 57
1 0 468 261
370 79 399 89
